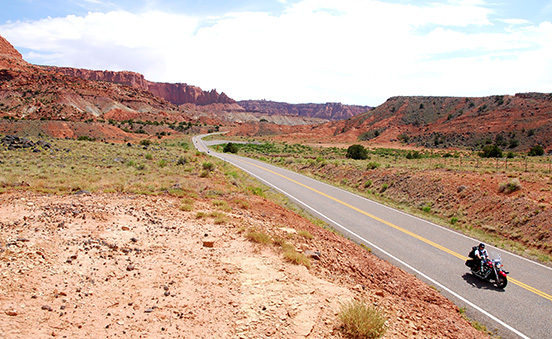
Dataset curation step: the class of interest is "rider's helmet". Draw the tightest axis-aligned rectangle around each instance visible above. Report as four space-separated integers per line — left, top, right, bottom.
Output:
478 243 485 249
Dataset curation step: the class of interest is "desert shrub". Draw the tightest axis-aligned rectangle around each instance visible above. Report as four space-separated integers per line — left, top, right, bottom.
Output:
346 144 368 160
380 183 389 193
528 145 544 156
479 144 502 158
77 135 95 141
223 142 238 153
398 133 410 143
358 130 382 141
450 217 459 225
140 139 152 146
406 151 422 159
422 203 432 213
176 156 188 165
338 299 387 339
508 139 519 149
364 180 372 188
202 162 214 171
366 162 380 170
498 179 522 194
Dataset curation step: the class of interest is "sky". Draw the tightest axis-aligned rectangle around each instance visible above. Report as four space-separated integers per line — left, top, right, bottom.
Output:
1 0 552 106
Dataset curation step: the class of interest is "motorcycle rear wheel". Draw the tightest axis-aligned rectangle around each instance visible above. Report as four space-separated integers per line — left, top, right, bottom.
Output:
496 275 507 289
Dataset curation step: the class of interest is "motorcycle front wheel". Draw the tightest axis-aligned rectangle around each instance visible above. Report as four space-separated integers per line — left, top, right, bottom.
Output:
496 275 508 289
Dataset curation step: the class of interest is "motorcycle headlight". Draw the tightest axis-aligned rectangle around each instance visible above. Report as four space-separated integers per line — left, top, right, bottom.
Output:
496 263 503 268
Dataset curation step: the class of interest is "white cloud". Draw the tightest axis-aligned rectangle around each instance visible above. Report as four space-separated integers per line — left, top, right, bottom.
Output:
1 0 551 105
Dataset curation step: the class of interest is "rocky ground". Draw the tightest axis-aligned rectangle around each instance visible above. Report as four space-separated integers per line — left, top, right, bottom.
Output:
0 191 487 338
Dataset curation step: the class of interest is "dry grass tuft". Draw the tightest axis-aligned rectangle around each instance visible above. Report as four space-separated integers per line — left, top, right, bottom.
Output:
338 299 388 339
245 230 272 244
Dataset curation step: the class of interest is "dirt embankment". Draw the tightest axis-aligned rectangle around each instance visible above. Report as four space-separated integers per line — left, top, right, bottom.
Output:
0 191 486 338
283 160 552 257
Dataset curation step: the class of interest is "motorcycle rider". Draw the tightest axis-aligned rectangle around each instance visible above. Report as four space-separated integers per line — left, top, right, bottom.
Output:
474 243 489 273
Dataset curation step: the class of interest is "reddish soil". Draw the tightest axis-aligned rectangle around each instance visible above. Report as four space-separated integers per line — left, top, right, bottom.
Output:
0 191 486 338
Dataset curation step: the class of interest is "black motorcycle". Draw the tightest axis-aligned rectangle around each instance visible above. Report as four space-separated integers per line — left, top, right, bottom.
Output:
465 253 508 288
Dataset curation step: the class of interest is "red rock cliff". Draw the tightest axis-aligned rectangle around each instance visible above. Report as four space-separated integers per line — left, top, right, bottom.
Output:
238 100 371 121
0 35 23 60
45 66 236 106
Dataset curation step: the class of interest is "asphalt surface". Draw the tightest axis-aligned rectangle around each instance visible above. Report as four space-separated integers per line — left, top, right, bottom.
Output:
193 135 552 339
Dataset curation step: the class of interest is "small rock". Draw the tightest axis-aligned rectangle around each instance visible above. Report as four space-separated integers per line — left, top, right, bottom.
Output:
144 308 154 313
304 250 321 260
41 305 52 311
122 226 130 231
375 290 385 297
126 265 135 271
5 309 18 316
74 190 91 195
202 239 215 248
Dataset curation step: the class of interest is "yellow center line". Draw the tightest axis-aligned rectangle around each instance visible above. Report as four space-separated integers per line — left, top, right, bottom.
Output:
236 156 552 302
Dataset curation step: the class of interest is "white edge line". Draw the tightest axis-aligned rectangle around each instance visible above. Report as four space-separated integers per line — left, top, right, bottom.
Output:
202 138 550 272
201 144 530 339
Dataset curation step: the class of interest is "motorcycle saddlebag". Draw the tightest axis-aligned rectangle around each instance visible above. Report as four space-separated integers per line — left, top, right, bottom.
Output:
465 258 476 268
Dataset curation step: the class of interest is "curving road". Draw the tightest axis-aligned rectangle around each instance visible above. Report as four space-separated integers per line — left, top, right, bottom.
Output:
193 135 552 339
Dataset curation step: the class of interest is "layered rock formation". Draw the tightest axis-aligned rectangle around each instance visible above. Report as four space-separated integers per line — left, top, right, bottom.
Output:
0 35 22 60
1 35 181 122
238 100 370 121
46 66 236 106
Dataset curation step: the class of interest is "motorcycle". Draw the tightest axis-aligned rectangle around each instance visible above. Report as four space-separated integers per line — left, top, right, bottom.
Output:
465 252 508 288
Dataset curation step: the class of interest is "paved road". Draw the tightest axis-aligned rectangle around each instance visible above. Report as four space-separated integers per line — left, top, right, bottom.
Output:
193 135 552 339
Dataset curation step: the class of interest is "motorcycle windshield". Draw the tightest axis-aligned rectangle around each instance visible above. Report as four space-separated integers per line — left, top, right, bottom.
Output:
489 251 503 264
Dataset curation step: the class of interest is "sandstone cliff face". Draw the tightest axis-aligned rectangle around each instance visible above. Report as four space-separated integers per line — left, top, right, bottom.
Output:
46 66 236 106
147 82 235 105
47 67 150 89
1 57 178 121
238 100 370 121
0 35 22 60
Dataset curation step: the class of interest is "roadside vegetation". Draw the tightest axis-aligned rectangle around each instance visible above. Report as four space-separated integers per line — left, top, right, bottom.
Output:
211 139 552 263
338 299 388 339
0 135 324 267
0 136 274 205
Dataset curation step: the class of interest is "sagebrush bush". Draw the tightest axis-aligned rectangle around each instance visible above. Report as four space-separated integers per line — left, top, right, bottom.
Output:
366 162 380 170
498 179 522 193
338 299 387 339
